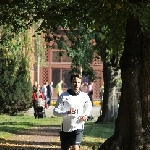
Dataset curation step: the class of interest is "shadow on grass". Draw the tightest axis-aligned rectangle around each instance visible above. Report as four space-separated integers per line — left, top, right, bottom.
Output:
0 124 60 136
0 139 61 150
81 140 102 149
0 118 114 150
0 124 61 150
0 139 102 150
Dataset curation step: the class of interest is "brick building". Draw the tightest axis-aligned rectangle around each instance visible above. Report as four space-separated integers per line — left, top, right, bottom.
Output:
30 30 103 101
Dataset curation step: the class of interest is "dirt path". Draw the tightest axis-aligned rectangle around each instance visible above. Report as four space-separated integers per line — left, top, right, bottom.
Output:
0 125 61 150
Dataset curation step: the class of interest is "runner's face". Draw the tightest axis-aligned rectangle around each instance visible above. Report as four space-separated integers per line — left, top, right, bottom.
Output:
70 77 81 92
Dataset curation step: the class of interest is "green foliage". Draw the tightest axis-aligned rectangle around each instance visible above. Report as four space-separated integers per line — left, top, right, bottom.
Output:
1 1 150 38
116 78 122 88
94 29 124 67
0 49 32 114
128 3 150 33
11 57 32 113
0 0 150 111
51 24 97 80
34 33 47 66
0 19 48 115
0 28 32 114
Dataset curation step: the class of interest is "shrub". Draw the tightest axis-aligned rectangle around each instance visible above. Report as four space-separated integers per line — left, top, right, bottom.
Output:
0 49 32 114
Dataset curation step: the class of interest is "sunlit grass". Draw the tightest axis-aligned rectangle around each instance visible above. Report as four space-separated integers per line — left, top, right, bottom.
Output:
80 122 115 149
0 114 62 139
0 114 115 149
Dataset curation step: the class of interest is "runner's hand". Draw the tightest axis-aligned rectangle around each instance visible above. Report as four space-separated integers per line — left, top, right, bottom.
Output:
68 108 76 114
80 115 87 121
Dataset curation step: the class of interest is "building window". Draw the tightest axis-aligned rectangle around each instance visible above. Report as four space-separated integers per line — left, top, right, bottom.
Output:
62 69 71 88
52 68 71 88
52 69 60 87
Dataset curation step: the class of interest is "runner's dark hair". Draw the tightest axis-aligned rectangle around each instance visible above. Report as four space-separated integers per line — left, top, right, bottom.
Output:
70 74 82 81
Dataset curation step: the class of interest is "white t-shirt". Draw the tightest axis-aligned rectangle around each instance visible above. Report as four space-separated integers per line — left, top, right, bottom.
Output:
53 91 92 132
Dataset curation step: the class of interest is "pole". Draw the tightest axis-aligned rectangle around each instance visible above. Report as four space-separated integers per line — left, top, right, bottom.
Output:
37 34 40 84
37 54 40 84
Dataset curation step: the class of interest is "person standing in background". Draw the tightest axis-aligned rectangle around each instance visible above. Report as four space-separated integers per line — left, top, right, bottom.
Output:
100 85 104 100
47 82 53 106
32 81 38 110
80 82 88 93
84 82 88 93
32 81 38 92
87 82 93 106
56 80 63 98
41 82 48 100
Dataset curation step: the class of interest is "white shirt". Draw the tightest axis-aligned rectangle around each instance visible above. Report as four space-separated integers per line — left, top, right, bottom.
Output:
53 91 92 132
41 85 47 96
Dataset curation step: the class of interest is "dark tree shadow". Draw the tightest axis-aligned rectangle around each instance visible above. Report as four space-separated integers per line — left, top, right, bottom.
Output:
0 124 61 150
0 123 60 136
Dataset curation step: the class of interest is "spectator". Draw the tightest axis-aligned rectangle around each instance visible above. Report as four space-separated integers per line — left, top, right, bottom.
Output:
81 82 88 93
47 82 53 106
56 80 63 98
41 82 48 100
100 85 104 100
87 82 93 106
32 85 44 110
32 81 38 92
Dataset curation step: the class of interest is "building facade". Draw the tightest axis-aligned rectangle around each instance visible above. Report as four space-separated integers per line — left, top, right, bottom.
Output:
30 30 103 101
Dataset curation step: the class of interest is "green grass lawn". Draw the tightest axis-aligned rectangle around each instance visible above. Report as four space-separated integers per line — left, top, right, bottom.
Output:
0 114 62 139
0 114 115 149
81 122 115 149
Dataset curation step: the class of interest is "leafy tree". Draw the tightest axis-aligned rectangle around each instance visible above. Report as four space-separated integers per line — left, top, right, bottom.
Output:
14 57 32 113
40 1 150 149
33 0 126 123
0 5 47 114
93 29 123 122
0 48 32 114
60 1 150 149
46 7 123 122
1 0 150 149
48 24 97 80
0 28 32 114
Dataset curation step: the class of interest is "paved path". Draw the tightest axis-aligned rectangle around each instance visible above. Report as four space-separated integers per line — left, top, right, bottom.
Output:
26 106 102 119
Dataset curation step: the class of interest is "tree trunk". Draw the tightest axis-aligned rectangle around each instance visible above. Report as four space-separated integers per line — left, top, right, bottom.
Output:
98 5 150 150
96 61 119 123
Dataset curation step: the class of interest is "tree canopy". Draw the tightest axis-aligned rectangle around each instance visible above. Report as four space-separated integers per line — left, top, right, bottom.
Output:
1 0 150 149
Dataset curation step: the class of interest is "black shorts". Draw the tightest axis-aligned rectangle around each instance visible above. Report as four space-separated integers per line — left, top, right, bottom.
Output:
59 129 83 150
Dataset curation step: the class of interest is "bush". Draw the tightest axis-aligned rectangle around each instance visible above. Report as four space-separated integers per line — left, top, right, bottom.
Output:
0 50 32 114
